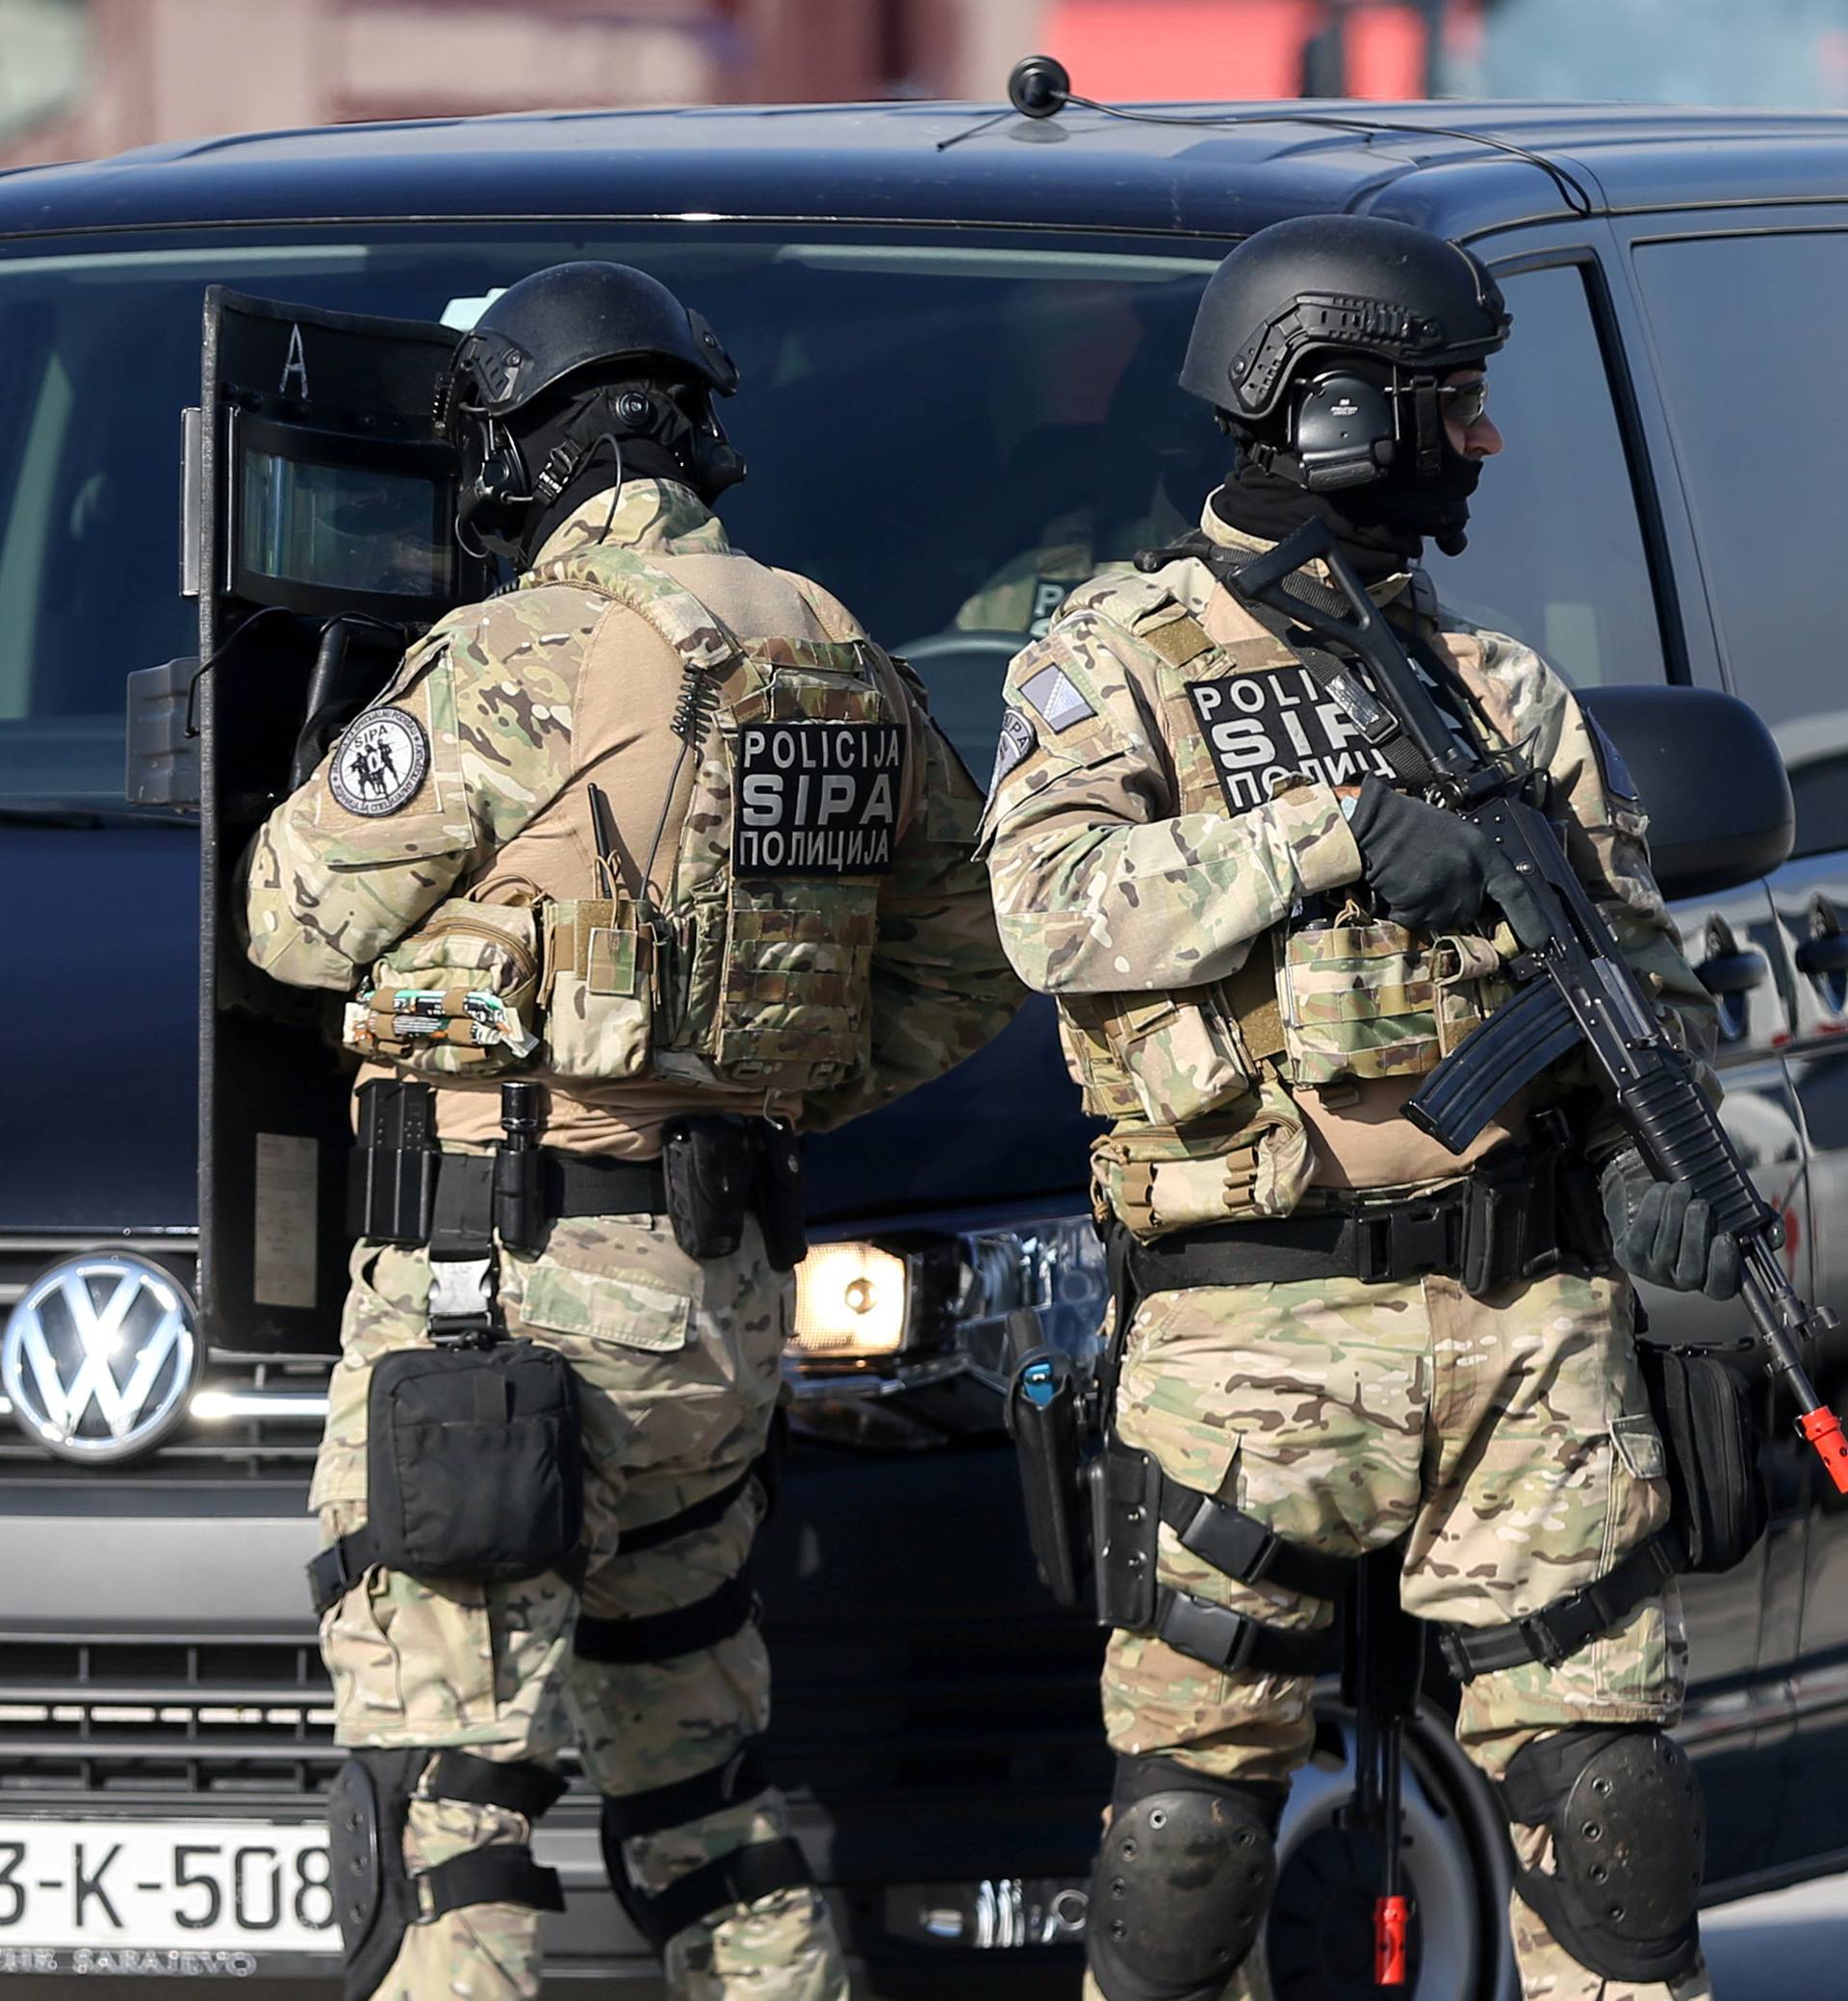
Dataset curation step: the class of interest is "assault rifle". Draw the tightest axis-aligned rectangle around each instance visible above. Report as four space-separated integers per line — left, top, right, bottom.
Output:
1222 519 1848 1494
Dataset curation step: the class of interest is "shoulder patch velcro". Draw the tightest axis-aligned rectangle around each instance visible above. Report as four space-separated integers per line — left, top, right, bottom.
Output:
988 707 1038 799
1018 661 1095 733
329 707 429 817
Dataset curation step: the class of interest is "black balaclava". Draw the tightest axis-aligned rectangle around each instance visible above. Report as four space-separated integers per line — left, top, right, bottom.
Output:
500 378 697 564
1211 361 1486 579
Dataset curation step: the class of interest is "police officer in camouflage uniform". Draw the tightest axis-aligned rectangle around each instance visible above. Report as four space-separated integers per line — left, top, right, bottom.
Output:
982 217 1738 2001
244 262 1020 2001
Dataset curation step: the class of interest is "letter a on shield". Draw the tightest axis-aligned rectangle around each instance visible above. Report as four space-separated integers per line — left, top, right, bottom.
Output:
280 323 310 399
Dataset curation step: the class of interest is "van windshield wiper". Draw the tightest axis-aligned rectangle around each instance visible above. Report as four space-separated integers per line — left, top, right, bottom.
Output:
0 799 195 829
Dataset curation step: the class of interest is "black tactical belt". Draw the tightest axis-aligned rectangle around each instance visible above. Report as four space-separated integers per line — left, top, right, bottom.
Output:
1152 1586 1332 1678
427 1147 667 1222
1124 1138 1601 1299
1436 1531 1681 1681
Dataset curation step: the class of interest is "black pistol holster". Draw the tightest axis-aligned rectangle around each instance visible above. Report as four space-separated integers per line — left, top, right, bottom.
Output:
661 1115 808 1270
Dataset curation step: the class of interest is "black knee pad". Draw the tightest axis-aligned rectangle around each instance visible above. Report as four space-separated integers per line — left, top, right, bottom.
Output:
1501 1726 1705 1985
1086 1756 1285 2001
329 1748 566 2001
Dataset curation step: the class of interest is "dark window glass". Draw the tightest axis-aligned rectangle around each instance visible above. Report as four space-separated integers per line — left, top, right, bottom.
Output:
1440 263 1663 691
1635 230 1848 858
0 227 1219 803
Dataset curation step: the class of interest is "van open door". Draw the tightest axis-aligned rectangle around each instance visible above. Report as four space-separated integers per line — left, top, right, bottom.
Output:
191 288 485 1350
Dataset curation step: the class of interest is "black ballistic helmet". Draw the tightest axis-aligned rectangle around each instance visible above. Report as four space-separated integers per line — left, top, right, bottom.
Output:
446 260 738 421
1182 216 1509 422
443 262 745 554
1180 216 1510 507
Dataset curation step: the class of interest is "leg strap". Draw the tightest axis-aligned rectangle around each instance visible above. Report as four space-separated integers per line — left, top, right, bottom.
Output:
618 1465 760 1555
600 1737 771 1841
1152 1586 1328 1677
575 1572 758 1664
309 1526 588 1618
329 1749 565 2001
1437 1532 1680 1681
1154 1462 1355 1602
629 1836 816 1948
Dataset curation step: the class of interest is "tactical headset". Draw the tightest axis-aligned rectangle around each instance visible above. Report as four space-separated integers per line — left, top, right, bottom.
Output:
1236 362 1459 494
457 377 745 554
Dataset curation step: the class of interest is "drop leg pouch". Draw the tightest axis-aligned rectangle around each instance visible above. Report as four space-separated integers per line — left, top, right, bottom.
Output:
1638 1342 1769 1575
366 1341 583 1582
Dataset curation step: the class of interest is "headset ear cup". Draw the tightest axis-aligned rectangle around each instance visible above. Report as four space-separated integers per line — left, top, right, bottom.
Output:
1290 371 1396 491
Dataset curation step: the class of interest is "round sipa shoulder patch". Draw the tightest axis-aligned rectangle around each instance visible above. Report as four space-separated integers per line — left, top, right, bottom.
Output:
329 708 429 817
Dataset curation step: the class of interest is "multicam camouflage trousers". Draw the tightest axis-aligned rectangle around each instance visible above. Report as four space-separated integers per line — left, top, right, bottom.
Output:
1084 1266 1711 2001
311 1212 849 2001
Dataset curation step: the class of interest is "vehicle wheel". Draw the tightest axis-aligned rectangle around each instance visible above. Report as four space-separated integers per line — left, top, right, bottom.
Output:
1267 1703 1516 2001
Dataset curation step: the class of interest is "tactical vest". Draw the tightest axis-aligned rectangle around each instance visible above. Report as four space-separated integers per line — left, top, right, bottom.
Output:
1049 566 1510 1135
345 549 904 1098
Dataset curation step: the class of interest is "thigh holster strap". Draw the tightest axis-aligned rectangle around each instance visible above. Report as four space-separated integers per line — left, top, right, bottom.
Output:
618 1467 760 1556
636 1836 816 1947
1153 1586 1328 1677
575 1572 758 1665
1438 1531 1681 1681
600 1737 771 1841
308 1526 588 1619
1157 1470 1355 1603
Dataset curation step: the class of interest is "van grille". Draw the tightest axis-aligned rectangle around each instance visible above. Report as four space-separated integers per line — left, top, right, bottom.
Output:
0 1617 1107 1814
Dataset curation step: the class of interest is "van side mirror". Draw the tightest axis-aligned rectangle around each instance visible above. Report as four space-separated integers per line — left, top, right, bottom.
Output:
1578 685 1793 900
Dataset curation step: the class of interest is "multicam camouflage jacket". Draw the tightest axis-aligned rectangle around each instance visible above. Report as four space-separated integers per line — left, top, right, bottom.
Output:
244 477 1020 1142
980 498 1718 1229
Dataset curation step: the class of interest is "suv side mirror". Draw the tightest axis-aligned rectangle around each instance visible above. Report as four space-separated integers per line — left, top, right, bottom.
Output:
1578 685 1793 900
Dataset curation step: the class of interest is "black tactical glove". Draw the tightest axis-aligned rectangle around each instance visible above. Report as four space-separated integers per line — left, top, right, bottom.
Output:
1345 776 1548 944
1600 1147 1744 1299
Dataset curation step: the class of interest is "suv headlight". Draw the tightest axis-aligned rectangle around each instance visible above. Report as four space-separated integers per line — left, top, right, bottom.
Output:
783 1210 1107 1409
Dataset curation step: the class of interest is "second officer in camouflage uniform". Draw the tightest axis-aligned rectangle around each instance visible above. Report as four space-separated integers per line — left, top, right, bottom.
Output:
983 218 1738 2001
245 262 1020 2000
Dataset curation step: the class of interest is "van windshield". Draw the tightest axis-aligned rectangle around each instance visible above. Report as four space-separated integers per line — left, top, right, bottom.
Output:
0 226 1220 804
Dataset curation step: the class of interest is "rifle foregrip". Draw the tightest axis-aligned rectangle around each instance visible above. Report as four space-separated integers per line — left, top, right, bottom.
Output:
1617 1065 1770 1240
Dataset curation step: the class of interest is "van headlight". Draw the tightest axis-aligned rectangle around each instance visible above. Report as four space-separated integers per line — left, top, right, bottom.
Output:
783 1210 1107 1400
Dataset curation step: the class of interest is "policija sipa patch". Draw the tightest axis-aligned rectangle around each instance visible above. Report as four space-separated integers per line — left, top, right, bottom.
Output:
329 707 429 817
735 722 904 875
1188 669 1394 814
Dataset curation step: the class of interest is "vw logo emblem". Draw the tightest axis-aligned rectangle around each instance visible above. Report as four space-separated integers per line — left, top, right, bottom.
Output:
2 1255 199 1463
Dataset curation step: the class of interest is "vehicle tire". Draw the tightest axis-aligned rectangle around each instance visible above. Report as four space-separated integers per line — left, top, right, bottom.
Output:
1267 1701 1516 2001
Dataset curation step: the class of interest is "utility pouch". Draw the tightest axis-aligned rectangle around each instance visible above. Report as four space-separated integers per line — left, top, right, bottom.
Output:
1638 1342 1770 1575
660 1116 753 1262
1091 1070 1313 1243
754 1125 808 1273
348 1079 438 1244
539 896 654 1082
347 900 542 1076
1091 1442 1162 1630
1004 1314 1091 1611
365 1340 582 1583
1275 911 1441 1086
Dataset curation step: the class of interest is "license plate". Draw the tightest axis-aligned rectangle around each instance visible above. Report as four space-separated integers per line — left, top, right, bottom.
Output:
0 1818 338 1964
